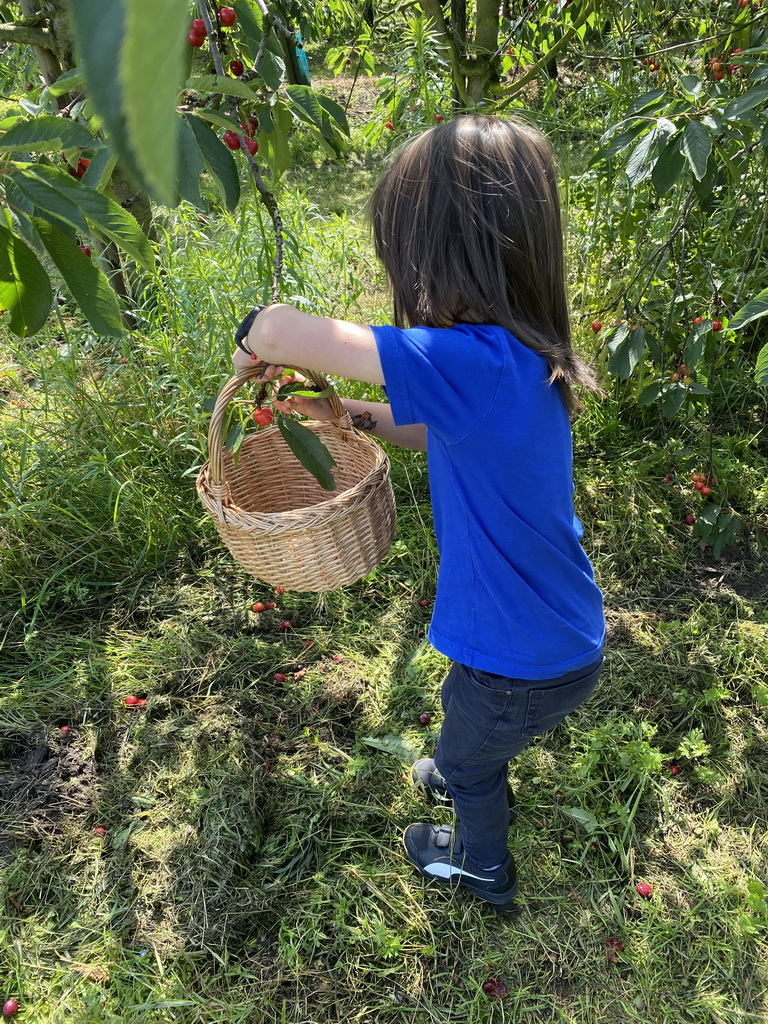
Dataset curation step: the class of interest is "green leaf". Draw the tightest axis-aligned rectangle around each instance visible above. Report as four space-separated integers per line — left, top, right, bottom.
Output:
184 115 240 211
187 74 262 103
175 116 205 207
8 168 89 235
121 0 188 206
724 81 768 121
275 381 336 401
45 67 85 97
285 84 330 135
729 286 768 330
0 114 98 153
661 382 687 418
607 324 645 379
0 221 52 337
560 806 599 833
755 343 768 389
651 135 685 195
225 422 244 455
232 0 263 62
254 99 293 178
627 89 668 116
637 381 662 406
679 75 703 100
14 166 154 270
589 122 647 166
316 93 350 137
360 734 423 763
69 0 142 187
626 129 661 185
34 219 123 337
680 120 712 181
276 416 336 491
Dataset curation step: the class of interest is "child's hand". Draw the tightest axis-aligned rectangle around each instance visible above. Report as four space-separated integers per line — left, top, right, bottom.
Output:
272 371 337 421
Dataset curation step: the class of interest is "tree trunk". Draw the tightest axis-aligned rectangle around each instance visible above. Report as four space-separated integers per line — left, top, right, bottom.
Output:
467 0 500 103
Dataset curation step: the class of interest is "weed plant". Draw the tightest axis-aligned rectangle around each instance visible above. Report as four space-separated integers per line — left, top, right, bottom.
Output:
1 128 767 1024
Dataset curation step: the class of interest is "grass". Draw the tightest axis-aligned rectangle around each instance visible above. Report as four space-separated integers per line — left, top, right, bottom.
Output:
2 119 768 1023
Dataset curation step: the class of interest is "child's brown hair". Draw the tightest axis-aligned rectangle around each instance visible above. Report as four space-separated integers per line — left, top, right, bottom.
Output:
369 114 599 415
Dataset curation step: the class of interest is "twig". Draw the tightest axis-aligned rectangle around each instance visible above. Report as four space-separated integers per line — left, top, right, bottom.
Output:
197 0 224 77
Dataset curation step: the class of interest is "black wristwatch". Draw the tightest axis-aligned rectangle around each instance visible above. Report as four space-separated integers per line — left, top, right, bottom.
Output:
234 306 266 355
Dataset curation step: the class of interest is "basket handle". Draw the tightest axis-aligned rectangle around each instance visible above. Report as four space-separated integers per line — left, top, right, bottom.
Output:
207 361 351 487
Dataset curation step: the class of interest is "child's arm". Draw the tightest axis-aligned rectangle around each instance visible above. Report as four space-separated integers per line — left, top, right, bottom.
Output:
341 398 426 451
237 304 385 385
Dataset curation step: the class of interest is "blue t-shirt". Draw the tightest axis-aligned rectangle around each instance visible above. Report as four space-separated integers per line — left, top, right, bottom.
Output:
372 322 605 680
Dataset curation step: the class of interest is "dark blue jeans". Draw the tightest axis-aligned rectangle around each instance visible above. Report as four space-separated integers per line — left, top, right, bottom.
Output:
434 655 604 869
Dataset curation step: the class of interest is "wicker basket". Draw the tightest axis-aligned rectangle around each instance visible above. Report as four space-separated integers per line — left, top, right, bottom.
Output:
196 363 396 592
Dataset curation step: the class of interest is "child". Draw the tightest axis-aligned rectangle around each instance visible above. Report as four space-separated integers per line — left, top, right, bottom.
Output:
231 114 605 907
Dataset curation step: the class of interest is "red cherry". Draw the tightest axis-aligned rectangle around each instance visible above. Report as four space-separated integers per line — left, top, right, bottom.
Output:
223 130 241 150
418 598 431 607
252 602 266 613
732 48 744 55
3 1000 20 1017
418 712 432 726
434 113 444 122
332 654 344 662
694 480 704 490
60 725 71 734
481 978 508 998
253 407 273 426
275 587 285 595
192 19 206 32
79 245 91 257
229 59 244 77
244 138 259 156
188 27 206 46
714 69 724 80
265 601 277 610
384 121 394 130
685 513 696 524
591 320 603 332
124 695 139 706
304 640 312 648
219 7 236 26
273 672 287 683
93 826 106 837
701 485 711 496
279 620 291 632
636 882 653 898
668 764 681 776
606 937 624 951
712 320 723 331
693 316 704 324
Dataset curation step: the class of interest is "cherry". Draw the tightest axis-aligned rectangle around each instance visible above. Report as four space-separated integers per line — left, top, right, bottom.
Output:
253 407 273 426
2 1000 20 1018
418 598 431 607
712 320 723 331
738 0 748 7
591 320 602 332
481 978 508 998
304 640 313 648
244 138 259 156
68 156 90 179
694 480 704 491
124 695 139 706
668 764 681 776
219 7 236 26
714 69 724 81
192 19 206 32
606 937 624 951
635 882 653 898
265 601 277 610
275 587 285 595
252 602 266 613
279 620 291 632
384 121 394 130
60 725 71 734
434 113 444 122
332 654 344 662
93 826 106 837
273 672 286 683
693 316 704 324
229 59 244 77
418 712 432 726
80 245 91 257
663 473 672 483
685 514 696 525
223 130 241 150
732 48 744 55
188 27 206 47
701 486 711 496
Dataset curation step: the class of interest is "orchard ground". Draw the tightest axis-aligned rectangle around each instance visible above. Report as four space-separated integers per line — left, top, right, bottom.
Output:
2 75 768 1024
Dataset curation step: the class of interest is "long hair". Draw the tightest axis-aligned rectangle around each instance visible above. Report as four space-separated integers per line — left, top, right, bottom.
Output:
368 115 599 415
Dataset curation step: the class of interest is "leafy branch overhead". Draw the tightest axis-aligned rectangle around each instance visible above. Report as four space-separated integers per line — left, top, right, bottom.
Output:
0 0 350 338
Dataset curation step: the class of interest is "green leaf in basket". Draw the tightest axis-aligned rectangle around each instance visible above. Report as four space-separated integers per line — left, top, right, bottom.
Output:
276 415 336 492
